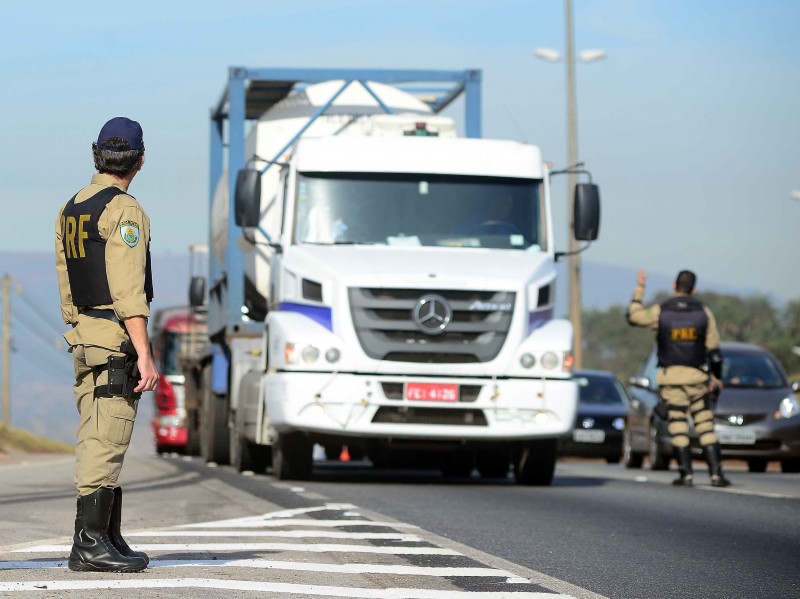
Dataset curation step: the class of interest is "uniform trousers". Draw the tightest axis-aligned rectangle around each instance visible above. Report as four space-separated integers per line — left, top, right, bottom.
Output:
72 344 139 496
660 382 717 448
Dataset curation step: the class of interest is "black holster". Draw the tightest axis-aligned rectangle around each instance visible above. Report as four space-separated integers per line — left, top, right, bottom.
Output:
95 340 141 400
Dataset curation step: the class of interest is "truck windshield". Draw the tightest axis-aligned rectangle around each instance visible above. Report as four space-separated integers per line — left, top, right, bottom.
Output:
160 331 182 376
294 172 542 250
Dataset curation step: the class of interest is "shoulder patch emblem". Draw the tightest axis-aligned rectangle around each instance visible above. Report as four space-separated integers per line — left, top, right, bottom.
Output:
120 221 140 248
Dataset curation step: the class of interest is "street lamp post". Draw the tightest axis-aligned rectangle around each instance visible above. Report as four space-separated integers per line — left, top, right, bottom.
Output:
534 0 605 370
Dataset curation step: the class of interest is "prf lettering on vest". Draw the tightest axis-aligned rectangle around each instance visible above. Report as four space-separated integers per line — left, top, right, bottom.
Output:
62 214 91 258
671 327 698 342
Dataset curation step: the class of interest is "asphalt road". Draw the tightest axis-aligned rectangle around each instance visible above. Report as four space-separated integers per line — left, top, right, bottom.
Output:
1 449 798 599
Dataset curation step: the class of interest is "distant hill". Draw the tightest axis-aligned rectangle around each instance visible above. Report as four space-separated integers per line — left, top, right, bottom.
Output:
0 250 763 444
0 425 73 454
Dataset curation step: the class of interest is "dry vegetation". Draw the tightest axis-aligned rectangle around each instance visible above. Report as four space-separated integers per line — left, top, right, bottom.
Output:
0 425 73 455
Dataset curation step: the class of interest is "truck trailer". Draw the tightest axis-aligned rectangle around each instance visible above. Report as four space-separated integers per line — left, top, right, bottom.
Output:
188 67 601 484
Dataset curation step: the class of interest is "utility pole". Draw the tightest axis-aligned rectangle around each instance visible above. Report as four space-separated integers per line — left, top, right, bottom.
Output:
2 274 10 428
565 0 583 369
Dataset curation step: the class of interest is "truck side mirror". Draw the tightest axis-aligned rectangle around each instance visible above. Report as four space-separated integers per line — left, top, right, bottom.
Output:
574 183 600 241
189 276 206 307
234 169 261 227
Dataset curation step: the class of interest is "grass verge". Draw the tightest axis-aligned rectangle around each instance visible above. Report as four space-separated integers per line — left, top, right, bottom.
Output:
0 425 73 454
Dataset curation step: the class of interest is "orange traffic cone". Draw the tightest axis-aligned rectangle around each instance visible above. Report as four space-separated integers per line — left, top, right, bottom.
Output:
339 445 351 462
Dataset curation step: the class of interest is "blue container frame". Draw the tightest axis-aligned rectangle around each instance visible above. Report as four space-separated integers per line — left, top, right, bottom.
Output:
207 67 482 337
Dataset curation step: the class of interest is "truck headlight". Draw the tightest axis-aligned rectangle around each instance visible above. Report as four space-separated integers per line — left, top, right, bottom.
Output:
325 348 341 363
779 396 800 419
541 352 559 370
519 353 536 369
301 345 320 364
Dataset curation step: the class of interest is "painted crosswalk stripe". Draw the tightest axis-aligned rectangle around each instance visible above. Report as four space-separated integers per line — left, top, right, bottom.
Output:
14 543 460 555
176 518 419 529
179 504 359 528
0 578 570 597
126 530 422 541
0 558 528 582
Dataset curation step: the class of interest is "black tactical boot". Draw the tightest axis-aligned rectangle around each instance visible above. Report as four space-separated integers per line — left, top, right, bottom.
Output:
68 488 147 572
109 487 149 565
704 442 731 487
672 446 694 487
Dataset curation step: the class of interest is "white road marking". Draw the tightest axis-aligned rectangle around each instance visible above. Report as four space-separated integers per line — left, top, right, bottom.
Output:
177 518 419 529
15 542 460 555
127 530 422 541
0 578 567 597
0 557 525 580
179 504 358 528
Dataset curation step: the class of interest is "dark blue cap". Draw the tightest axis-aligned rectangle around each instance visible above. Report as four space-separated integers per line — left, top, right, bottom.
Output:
96 117 144 151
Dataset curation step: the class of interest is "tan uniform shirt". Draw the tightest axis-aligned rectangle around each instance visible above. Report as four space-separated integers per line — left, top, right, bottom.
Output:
627 285 720 386
55 173 151 351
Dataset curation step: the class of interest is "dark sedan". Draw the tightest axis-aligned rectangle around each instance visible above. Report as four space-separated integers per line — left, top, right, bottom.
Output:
624 342 800 473
560 370 629 463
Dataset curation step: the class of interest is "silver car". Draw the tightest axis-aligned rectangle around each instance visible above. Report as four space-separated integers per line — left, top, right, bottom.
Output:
624 342 800 473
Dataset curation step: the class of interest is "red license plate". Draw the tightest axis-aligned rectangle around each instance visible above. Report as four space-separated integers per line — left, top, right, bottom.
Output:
404 382 459 402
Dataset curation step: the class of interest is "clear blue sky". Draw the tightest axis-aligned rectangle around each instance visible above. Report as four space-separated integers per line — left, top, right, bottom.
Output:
2 0 799 301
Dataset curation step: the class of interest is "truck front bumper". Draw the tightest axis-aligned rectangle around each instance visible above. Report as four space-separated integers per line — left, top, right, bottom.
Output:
264 372 577 441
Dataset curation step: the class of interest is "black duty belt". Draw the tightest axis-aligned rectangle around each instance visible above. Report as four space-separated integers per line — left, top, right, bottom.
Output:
79 308 120 324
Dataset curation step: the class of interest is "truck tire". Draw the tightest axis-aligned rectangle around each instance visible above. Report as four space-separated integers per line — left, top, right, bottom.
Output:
200 367 230 465
230 412 270 473
272 432 313 480
514 439 557 486
185 409 201 456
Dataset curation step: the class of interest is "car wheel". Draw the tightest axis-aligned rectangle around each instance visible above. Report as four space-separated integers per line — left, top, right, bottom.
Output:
623 426 643 469
648 424 670 471
780 459 800 473
747 458 768 473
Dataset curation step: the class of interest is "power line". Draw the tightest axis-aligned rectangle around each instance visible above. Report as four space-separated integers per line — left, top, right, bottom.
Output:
10 305 68 358
12 343 73 381
17 288 66 338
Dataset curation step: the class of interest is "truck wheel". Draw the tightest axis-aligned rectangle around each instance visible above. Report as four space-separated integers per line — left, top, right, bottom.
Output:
514 439 557 486
780 459 800 473
186 409 201 456
272 432 313 480
200 368 230 465
230 412 271 474
623 426 643 469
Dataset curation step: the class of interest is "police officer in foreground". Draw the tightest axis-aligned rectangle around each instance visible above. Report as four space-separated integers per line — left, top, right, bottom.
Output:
626 269 731 488
55 117 158 572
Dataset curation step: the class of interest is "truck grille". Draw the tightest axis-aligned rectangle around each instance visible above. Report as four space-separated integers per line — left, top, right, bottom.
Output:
349 288 515 363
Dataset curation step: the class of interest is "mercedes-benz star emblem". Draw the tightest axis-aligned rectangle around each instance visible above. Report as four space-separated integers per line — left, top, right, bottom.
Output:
413 294 452 335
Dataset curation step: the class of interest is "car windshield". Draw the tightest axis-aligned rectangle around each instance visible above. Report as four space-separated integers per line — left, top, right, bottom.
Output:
575 375 629 406
722 351 788 389
294 172 542 250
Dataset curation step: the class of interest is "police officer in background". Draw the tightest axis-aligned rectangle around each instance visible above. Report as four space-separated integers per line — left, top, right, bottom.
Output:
55 117 158 572
627 269 731 488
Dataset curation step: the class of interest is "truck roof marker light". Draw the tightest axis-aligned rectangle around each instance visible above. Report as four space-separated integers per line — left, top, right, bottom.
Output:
325 348 341 363
519 353 535 369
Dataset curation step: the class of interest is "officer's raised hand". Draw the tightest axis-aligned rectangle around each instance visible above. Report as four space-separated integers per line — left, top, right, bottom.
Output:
637 269 648 288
